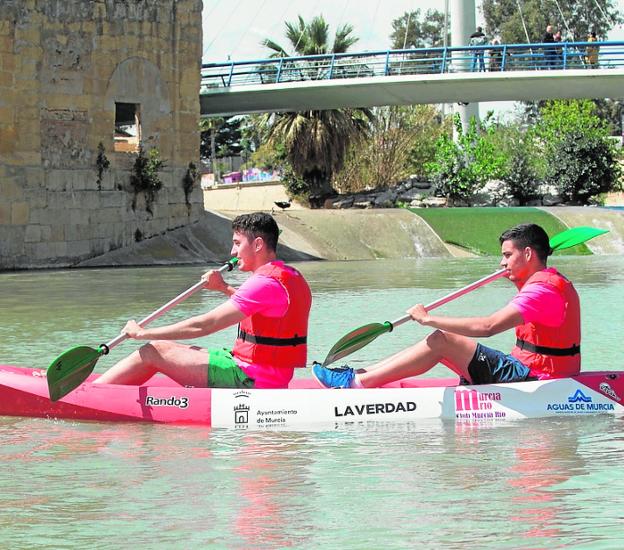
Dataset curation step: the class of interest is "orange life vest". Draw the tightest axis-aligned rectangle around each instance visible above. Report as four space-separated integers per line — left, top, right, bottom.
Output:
511 268 581 378
232 262 311 368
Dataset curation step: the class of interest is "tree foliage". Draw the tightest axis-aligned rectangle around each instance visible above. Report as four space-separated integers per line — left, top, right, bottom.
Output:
482 0 623 43
495 125 542 205
262 15 358 56
425 115 507 205
545 131 621 203
333 105 447 193
535 100 621 203
261 15 372 203
265 109 372 201
390 9 447 49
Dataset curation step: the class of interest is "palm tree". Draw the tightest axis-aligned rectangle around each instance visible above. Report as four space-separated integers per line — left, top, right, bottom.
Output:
263 15 358 57
261 16 373 203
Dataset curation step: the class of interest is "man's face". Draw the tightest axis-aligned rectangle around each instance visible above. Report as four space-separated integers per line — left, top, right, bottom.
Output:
230 230 259 272
500 239 530 284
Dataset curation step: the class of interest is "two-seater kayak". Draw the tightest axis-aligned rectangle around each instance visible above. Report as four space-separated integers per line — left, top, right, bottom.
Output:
1 364 624 428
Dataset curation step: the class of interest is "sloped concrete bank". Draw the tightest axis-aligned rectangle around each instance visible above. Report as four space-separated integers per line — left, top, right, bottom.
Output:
76 207 624 268
77 209 451 267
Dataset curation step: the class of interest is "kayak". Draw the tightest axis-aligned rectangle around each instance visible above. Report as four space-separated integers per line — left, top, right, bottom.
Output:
1 364 624 428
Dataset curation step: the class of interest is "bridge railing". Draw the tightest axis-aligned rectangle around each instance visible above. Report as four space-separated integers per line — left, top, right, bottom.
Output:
201 41 624 90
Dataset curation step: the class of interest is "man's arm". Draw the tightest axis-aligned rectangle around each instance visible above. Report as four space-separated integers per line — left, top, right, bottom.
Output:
121 301 246 341
408 303 524 338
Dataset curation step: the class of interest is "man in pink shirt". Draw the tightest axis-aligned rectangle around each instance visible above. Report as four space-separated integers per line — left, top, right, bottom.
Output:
96 212 312 389
314 223 581 388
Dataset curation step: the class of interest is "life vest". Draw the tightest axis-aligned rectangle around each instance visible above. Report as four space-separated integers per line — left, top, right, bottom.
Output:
511 268 581 378
232 262 311 369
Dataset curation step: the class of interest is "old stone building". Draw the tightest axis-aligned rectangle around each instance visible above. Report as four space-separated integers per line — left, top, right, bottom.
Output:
0 0 204 269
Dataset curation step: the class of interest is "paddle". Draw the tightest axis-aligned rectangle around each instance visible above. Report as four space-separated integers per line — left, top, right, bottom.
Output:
46 258 239 401
322 226 608 367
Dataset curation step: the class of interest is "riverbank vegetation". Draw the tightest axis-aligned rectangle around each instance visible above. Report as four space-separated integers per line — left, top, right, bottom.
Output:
200 3 624 208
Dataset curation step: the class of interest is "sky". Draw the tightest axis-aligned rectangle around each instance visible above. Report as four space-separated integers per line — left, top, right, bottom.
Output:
202 0 624 119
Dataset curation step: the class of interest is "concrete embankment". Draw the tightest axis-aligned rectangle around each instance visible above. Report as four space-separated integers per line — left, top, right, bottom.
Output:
77 207 624 267
78 209 451 266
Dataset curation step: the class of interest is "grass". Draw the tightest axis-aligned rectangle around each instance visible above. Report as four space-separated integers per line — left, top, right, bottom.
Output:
409 207 591 256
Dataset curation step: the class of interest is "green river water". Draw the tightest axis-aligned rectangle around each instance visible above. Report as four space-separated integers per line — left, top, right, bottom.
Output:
1 256 624 548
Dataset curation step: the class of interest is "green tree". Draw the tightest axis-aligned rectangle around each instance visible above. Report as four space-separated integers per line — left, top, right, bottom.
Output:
482 0 622 43
263 15 358 57
390 9 447 49
536 100 621 203
334 105 447 193
265 108 371 202
545 131 621 203
261 15 372 203
496 125 542 205
425 115 507 205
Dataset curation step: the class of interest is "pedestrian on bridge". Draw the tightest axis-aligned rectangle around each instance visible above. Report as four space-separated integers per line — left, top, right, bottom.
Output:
469 27 487 72
542 25 556 69
586 31 599 68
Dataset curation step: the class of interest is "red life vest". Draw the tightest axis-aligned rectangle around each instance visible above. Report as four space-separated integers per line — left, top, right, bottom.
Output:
511 268 581 378
232 262 311 369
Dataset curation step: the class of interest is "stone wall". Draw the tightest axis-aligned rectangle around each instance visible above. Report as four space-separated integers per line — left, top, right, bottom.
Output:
0 0 204 269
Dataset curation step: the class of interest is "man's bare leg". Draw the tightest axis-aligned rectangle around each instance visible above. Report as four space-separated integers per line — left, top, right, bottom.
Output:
356 330 478 388
95 341 209 387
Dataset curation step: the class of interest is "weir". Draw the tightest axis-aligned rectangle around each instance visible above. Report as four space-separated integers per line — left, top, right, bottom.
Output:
75 207 624 267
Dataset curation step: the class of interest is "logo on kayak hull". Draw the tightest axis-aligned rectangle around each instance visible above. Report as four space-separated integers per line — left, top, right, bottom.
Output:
455 389 506 420
334 401 416 417
599 382 621 402
145 396 189 409
547 387 615 413
233 391 250 427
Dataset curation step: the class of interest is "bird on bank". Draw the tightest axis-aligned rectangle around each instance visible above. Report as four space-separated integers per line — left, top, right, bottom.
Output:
272 201 291 213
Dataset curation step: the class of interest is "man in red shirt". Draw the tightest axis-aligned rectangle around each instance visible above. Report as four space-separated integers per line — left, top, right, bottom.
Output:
314 223 581 388
96 212 312 389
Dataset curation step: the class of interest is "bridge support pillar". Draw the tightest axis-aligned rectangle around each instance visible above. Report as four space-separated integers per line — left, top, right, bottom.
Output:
451 0 479 138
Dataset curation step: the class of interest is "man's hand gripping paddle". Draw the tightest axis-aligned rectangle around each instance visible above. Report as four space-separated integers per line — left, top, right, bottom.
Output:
46 258 238 401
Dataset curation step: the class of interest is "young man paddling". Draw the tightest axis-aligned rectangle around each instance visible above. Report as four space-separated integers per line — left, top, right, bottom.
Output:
314 223 580 388
96 212 312 389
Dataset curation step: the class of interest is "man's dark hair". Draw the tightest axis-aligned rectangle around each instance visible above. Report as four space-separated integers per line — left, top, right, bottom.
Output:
232 212 279 252
499 223 551 263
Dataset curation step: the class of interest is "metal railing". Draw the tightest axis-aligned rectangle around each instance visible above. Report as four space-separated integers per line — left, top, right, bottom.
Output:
201 41 624 90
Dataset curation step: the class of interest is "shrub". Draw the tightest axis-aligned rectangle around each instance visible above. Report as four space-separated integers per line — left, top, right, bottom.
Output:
130 146 166 215
545 131 621 204
425 115 507 205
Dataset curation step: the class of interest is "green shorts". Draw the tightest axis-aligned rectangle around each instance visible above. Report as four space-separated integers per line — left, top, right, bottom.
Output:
207 348 255 389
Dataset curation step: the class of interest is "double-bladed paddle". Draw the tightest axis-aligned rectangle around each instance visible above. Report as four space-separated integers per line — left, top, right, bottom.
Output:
46 258 239 401
322 226 608 367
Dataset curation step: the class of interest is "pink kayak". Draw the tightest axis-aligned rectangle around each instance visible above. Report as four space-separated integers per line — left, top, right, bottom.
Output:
2 365 624 428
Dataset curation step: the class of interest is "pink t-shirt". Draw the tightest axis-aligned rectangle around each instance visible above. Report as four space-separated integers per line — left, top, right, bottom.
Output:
510 273 566 327
228 263 295 389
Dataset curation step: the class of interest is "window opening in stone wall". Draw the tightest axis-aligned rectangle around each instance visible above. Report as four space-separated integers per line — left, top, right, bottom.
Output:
114 102 141 152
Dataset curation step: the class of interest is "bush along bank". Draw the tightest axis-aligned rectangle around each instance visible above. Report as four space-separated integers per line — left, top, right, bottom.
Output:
323 176 568 210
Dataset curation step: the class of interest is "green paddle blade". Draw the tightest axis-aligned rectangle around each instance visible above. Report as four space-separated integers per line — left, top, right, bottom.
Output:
323 322 392 367
47 345 103 401
549 226 608 251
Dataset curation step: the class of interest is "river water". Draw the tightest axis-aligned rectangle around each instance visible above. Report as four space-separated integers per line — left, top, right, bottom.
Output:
1 256 624 548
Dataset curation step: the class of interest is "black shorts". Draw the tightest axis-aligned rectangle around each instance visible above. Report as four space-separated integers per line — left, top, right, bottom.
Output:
465 343 533 385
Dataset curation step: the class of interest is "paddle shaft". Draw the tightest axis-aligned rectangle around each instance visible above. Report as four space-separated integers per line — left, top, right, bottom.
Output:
388 268 508 330
103 259 237 352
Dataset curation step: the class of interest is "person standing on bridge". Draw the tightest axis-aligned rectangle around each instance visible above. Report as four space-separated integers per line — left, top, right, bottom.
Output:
542 25 556 69
469 27 488 72
586 31 599 68
95 212 312 389
313 223 581 389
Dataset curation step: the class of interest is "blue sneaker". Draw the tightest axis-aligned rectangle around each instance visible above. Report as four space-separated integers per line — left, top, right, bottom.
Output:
312 363 355 389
